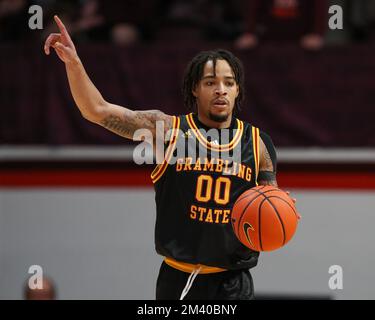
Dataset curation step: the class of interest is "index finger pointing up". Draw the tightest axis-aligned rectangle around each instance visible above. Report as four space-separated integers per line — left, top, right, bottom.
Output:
54 15 69 37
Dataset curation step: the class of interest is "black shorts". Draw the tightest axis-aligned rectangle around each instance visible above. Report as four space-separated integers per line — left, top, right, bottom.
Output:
156 261 255 300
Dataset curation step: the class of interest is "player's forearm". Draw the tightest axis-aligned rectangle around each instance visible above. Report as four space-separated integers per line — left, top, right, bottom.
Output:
65 57 107 122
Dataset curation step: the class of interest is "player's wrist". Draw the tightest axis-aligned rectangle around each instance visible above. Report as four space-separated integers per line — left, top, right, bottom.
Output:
65 55 81 67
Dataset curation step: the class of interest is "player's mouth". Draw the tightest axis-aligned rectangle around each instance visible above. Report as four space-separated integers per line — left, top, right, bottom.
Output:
212 98 229 109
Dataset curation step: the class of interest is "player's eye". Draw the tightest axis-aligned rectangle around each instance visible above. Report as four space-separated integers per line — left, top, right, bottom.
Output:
226 81 235 87
206 81 213 86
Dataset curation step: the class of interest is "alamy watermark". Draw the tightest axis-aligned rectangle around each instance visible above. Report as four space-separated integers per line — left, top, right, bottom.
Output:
28 5 43 30
28 264 44 289
328 265 343 290
329 5 344 30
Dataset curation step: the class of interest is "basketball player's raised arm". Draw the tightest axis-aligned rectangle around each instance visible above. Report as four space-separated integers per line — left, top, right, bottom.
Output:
44 15 173 140
257 132 278 187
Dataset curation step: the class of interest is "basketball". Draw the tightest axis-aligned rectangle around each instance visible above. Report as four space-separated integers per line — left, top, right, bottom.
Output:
231 186 299 252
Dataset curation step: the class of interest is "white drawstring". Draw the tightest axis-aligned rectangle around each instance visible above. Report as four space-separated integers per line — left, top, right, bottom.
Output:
179 266 202 300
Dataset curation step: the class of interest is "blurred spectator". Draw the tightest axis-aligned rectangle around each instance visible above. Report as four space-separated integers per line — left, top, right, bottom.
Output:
345 0 375 42
201 0 244 41
0 0 29 42
111 23 140 47
157 0 243 42
235 0 328 51
156 0 204 41
41 0 107 43
24 276 57 300
73 0 106 42
98 0 162 45
42 0 162 45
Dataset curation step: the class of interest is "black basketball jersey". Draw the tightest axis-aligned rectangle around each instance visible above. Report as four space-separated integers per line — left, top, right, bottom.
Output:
151 113 261 270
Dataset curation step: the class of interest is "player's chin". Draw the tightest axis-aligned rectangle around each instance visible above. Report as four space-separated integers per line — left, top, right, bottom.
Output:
209 106 231 122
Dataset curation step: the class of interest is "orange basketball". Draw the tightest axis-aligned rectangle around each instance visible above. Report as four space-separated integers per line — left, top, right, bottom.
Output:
231 186 299 252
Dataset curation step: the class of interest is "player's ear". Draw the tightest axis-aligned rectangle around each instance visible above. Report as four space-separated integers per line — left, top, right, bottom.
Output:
235 84 239 98
192 86 198 98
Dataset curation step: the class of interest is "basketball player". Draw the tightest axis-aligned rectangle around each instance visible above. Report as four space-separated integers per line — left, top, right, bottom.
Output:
44 15 287 300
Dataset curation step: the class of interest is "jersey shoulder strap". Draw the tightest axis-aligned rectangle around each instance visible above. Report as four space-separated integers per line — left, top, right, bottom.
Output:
150 115 181 183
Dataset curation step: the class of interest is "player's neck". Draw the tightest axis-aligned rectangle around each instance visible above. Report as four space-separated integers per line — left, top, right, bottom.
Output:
196 112 233 129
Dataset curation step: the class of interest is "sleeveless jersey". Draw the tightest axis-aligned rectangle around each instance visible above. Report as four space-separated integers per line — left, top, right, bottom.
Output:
151 113 261 270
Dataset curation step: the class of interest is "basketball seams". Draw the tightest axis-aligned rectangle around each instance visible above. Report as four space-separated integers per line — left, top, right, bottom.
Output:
232 194 261 236
234 191 269 236
233 186 277 232
234 187 279 236
258 198 269 251
262 197 286 246
237 186 280 206
267 195 299 219
235 185 266 204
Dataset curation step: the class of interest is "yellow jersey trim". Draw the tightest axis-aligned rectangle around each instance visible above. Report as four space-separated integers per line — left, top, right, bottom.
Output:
151 116 180 183
186 113 243 151
252 126 260 184
164 257 227 274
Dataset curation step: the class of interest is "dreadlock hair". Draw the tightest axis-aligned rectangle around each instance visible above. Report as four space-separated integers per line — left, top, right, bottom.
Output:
182 49 245 116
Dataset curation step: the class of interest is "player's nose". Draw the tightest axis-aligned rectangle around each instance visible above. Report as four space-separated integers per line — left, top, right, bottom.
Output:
215 82 227 96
